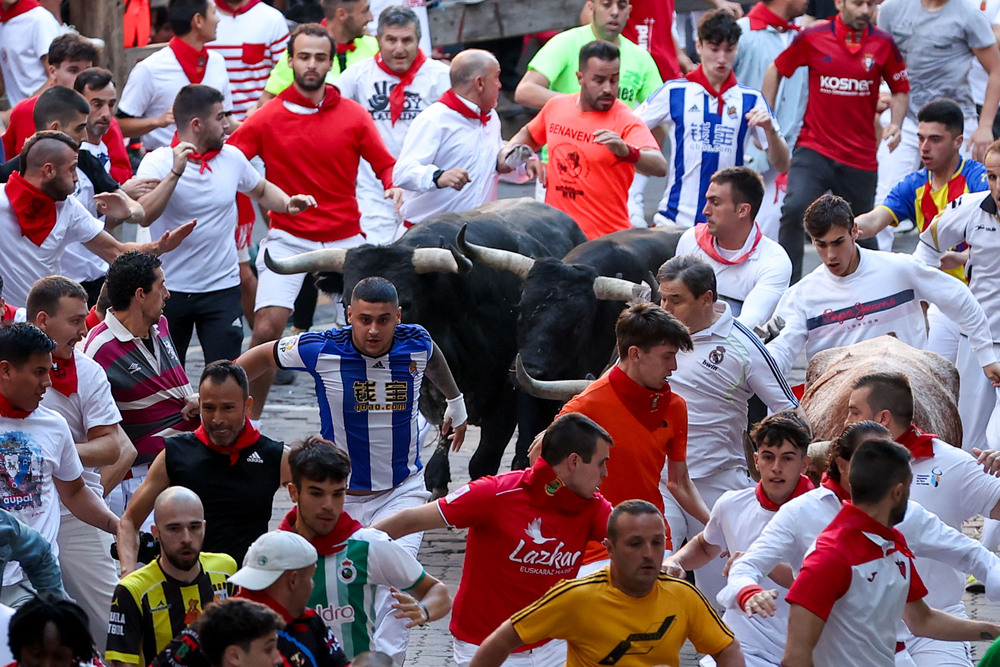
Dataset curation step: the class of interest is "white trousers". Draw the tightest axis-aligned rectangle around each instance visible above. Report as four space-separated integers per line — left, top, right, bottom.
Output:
453 637 567 667
57 511 118 654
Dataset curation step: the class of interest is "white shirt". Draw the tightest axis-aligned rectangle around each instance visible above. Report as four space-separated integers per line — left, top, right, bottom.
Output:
702 486 791 664
907 437 1000 611
137 144 261 293
40 349 122 511
0 6 60 106
720 487 1000 618
0 604 12 666
0 191 103 307
669 303 798 479
0 405 84 586
675 225 792 328
966 0 1000 104
767 246 998 375
118 44 234 150
337 56 450 241
394 95 503 224
635 78 775 226
915 190 1000 341
62 141 113 283
208 2 290 120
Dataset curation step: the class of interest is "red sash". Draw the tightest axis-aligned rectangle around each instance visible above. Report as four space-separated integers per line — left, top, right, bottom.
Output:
279 507 363 556
685 66 738 115
896 424 936 459
169 36 210 84
695 222 763 265
194 417 261 466
50 354 78 397
375 50 427 126
821 472 851 503
755 474 814 511
0 392 32 419
0 0 41 22
170 132 221 174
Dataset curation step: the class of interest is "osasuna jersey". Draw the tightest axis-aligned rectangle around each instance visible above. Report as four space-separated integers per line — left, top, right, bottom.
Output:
275 324 433 491
307 528 425 658
785 504 927 667
636 77 775 226
669 303 797 479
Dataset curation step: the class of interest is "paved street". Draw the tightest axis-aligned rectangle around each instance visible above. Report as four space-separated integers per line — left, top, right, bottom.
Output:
174 183 1000 665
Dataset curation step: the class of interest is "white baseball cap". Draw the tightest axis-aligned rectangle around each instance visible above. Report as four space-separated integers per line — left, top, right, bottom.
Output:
229 531 318 591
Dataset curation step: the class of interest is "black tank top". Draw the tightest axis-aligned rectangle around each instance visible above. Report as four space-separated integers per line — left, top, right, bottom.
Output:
164 432 283 566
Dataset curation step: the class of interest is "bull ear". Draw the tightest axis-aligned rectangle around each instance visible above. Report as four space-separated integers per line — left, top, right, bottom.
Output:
411 248 466 274
515 354 593 401
264 248 347 274
593 276 650 302
455 224 535 279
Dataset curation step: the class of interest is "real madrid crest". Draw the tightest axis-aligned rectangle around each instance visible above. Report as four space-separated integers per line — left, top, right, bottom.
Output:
709 346 725 365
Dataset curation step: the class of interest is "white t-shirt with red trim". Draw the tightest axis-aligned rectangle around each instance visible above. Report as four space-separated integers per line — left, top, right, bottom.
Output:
785 504 927 667
207 2 290 120
0 405 85 586
435 462 612 649
0 191 103 308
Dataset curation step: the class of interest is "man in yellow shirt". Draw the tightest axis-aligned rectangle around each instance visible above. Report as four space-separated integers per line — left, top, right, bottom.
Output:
469 499 745 667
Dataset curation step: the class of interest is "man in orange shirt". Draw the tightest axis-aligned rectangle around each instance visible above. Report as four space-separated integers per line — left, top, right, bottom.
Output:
557 301 710 572
502 40 667 239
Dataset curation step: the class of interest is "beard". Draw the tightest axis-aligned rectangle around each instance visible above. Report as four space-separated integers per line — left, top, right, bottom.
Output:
293 71 326 92
888 497 908 526
163 548 200 572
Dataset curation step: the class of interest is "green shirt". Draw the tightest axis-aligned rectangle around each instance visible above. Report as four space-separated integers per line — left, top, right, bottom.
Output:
307 528 426 658
526 25 663 107
263 34 379 94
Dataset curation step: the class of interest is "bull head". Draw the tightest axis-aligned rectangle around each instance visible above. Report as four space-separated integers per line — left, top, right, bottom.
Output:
515 354 593 401
457 224 652 302
263 246 471 276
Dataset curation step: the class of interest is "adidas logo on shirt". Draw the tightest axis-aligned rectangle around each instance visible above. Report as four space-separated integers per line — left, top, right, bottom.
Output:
373 361 385 369
246 451 264 464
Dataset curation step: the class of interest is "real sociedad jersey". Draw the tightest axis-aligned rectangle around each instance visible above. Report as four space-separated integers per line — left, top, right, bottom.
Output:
275 324 433 491
636 71 776 226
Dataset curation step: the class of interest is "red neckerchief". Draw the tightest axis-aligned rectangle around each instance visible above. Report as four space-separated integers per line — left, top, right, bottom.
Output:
438 89 490 126
213 0 261 16
0 392 32 419
194 417 261 466
896 424 936 459
746 2 800 32
277 83 341 112
170 132 220 174
0 0 40 21
695 222 763 265
85 305 100 331
685 65 738 115
919 162 968 230
374 50 427 125
236 588 295 623
169 36 210 84
50 354 78 397
523 456 597 512
755 474 814 511
336 41 356 54
608 365 672 431
279 506 363 556
833 14 867 54
5 171 57 247
1 303 17 323
821 472 851 503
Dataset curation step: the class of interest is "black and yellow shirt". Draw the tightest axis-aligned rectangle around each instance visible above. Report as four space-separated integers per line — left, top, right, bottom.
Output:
106 553 237 665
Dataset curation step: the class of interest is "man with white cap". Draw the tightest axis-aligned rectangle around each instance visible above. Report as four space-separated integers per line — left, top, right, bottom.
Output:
151 530 350 667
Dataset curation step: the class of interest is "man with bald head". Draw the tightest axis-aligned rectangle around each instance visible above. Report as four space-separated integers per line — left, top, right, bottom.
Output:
107 487 237 667
0 129 195 308
393 48 542 228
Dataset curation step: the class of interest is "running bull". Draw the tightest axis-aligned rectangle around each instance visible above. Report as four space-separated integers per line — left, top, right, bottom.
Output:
263 198 587 490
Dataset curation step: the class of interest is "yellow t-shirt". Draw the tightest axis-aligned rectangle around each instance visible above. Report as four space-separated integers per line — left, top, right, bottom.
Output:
512 567 734 666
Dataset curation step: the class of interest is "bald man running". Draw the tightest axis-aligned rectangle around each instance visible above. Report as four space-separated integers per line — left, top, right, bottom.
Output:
106 487 237 667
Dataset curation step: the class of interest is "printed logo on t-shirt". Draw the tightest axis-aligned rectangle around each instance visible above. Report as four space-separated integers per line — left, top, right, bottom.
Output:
338 557 358 584
315 603 355 624
0 431 42 512
365 82 426 122
508 517 582 575
805 289 916 331
818 75 872 96
444 484 470 504
914 467 943 487
703 345 726 371
246 451 264 464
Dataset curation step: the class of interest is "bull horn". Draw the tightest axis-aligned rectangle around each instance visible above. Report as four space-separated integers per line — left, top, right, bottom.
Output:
411 247 465 274
455 224 535 279
593 275 652 302
515 354 593 401
264 248 347 274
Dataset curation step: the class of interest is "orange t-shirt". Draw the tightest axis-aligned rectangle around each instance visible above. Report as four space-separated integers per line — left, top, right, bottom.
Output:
559 372 687 562
527 94 658 240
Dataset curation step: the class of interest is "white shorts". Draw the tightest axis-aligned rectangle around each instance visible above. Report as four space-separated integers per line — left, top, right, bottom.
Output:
453 637 567 667
253 228 365 312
